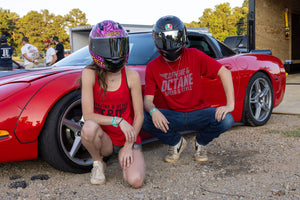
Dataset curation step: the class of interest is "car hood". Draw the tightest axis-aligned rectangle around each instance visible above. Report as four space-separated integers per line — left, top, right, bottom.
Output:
0 66 83 86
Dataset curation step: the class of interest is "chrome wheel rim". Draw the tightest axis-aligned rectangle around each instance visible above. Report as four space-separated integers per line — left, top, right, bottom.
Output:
59 99 92 166
249 78 272 122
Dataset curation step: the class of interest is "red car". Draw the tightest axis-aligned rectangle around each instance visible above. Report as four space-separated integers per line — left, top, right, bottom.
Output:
0 32 286 173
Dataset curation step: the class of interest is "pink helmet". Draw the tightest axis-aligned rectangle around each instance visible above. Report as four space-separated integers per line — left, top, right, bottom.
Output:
89 20 129 72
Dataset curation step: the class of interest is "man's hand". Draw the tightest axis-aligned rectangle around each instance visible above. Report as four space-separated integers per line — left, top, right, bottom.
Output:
215 105 234 122
151 110 169 133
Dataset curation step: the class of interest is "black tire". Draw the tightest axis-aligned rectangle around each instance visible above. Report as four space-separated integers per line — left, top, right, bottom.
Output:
243 72 274 126
39 90 92 173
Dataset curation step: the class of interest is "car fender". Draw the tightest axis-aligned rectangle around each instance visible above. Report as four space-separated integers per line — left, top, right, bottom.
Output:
14 71 82 143
236 54 286 112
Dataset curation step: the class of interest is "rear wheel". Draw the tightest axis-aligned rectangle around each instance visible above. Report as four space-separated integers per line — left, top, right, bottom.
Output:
39 90 92 173
243 72 274 126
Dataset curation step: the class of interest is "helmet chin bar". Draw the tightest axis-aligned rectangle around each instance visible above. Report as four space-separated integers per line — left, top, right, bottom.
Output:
103 57 126 72
160 46 185 62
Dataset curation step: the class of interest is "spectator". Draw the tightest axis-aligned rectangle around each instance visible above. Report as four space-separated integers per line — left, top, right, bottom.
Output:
142 15 235 163
21 37 39 69
52 36 64 62
44 39 57 66
0 36 14 71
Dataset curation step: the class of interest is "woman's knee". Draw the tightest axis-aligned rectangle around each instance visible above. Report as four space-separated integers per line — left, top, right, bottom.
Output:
127 173 144 189
81 120 102 142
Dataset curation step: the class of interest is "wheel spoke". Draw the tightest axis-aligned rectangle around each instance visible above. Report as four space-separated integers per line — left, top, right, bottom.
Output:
262 104 270 112
69 136 82 158
254 81 261 93
250 95 259 104
63 118 82 133
254 104 262 119
260 86 270 98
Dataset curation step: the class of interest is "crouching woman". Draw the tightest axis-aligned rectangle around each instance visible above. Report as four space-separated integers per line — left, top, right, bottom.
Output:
80 20 145 188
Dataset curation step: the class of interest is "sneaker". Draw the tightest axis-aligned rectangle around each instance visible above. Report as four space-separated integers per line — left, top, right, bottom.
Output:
193 137 208 162
90 161 106 184
164 137 187 163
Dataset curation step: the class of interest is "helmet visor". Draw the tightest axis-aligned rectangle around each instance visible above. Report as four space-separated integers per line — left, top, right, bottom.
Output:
90 37 129 58
154 30 185 51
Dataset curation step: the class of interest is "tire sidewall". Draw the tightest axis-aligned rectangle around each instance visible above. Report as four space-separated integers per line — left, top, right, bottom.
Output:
39 90 91 173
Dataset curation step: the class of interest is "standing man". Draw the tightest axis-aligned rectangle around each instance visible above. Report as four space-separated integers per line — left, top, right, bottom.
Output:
52 36 64 62
44 39 57 66
21 37 39 69
0 36 13 71
142 15 235 163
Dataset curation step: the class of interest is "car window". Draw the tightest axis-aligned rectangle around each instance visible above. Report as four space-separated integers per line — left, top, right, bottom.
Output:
54 46 92 67
216 40 236 57
54 33 160 67
127 34 159 65
186 36 216 58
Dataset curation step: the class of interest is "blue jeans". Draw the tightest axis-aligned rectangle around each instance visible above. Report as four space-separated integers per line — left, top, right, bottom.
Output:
142 108 234 146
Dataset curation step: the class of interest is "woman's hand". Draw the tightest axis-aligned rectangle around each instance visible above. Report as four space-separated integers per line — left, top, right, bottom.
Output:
151 110 169 133
119 119 136 143
119 145 133 169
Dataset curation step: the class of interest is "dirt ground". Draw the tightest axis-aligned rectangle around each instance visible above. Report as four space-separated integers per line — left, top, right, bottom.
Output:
0 114 299 200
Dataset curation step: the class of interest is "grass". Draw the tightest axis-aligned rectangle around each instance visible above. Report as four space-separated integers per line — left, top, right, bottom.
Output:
266 129 300 137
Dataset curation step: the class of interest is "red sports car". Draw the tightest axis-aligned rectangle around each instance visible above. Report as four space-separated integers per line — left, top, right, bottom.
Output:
0 32 286 173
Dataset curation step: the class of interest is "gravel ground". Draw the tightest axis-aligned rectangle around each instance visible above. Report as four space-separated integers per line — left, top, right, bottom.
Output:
0 114 299 200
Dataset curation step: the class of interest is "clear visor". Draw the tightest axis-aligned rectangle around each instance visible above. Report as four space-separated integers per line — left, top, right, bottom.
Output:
90 37 129 58
154 30 185 51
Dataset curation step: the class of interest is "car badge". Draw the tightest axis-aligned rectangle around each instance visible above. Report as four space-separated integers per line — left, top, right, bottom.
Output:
165 24 173 31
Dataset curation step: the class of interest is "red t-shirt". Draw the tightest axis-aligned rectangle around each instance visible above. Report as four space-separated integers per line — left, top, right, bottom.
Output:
144 48 222 112
93 67 141 146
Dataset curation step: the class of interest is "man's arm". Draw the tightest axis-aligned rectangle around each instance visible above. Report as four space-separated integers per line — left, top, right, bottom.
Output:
215 66 235 121
23 53 38 64
50 54 57 65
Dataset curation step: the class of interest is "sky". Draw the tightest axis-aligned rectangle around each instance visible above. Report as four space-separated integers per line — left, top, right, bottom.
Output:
2 0 245 25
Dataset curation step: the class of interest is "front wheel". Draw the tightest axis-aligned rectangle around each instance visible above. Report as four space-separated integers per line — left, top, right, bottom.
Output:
243 72 274 126
39 90 92 173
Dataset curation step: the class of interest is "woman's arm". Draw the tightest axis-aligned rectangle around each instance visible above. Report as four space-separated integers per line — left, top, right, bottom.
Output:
126 67 144 136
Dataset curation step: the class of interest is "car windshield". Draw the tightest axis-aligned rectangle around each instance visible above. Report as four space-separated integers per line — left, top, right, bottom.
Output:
54 33 159 67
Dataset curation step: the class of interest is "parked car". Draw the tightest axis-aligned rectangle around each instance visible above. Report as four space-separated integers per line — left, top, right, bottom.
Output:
0 31 286 173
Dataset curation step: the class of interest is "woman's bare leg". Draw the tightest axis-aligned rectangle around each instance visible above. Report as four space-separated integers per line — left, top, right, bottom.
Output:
120 144 145 189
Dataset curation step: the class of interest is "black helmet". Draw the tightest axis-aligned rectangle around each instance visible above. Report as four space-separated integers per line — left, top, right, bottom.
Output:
0 36 7 43
153 15 187 61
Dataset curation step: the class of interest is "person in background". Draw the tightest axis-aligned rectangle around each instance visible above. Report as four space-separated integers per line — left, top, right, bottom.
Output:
80 20 145 188
44 39 57 66
143 15 235 163
52 36 64 62
21 37 39 69
0 36 14 71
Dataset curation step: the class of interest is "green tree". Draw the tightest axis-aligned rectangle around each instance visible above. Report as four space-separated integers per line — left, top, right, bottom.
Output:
65 8 89 28
199 3 237 41
0 8 19 49
185 0 248 41
16 11 48 50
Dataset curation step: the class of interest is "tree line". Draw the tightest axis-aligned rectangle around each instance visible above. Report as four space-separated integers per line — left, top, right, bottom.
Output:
185 0 248 42
0 8 89 52
1 1 248 53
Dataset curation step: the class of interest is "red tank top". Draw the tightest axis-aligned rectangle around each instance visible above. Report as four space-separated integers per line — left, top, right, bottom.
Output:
93 67 141 146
